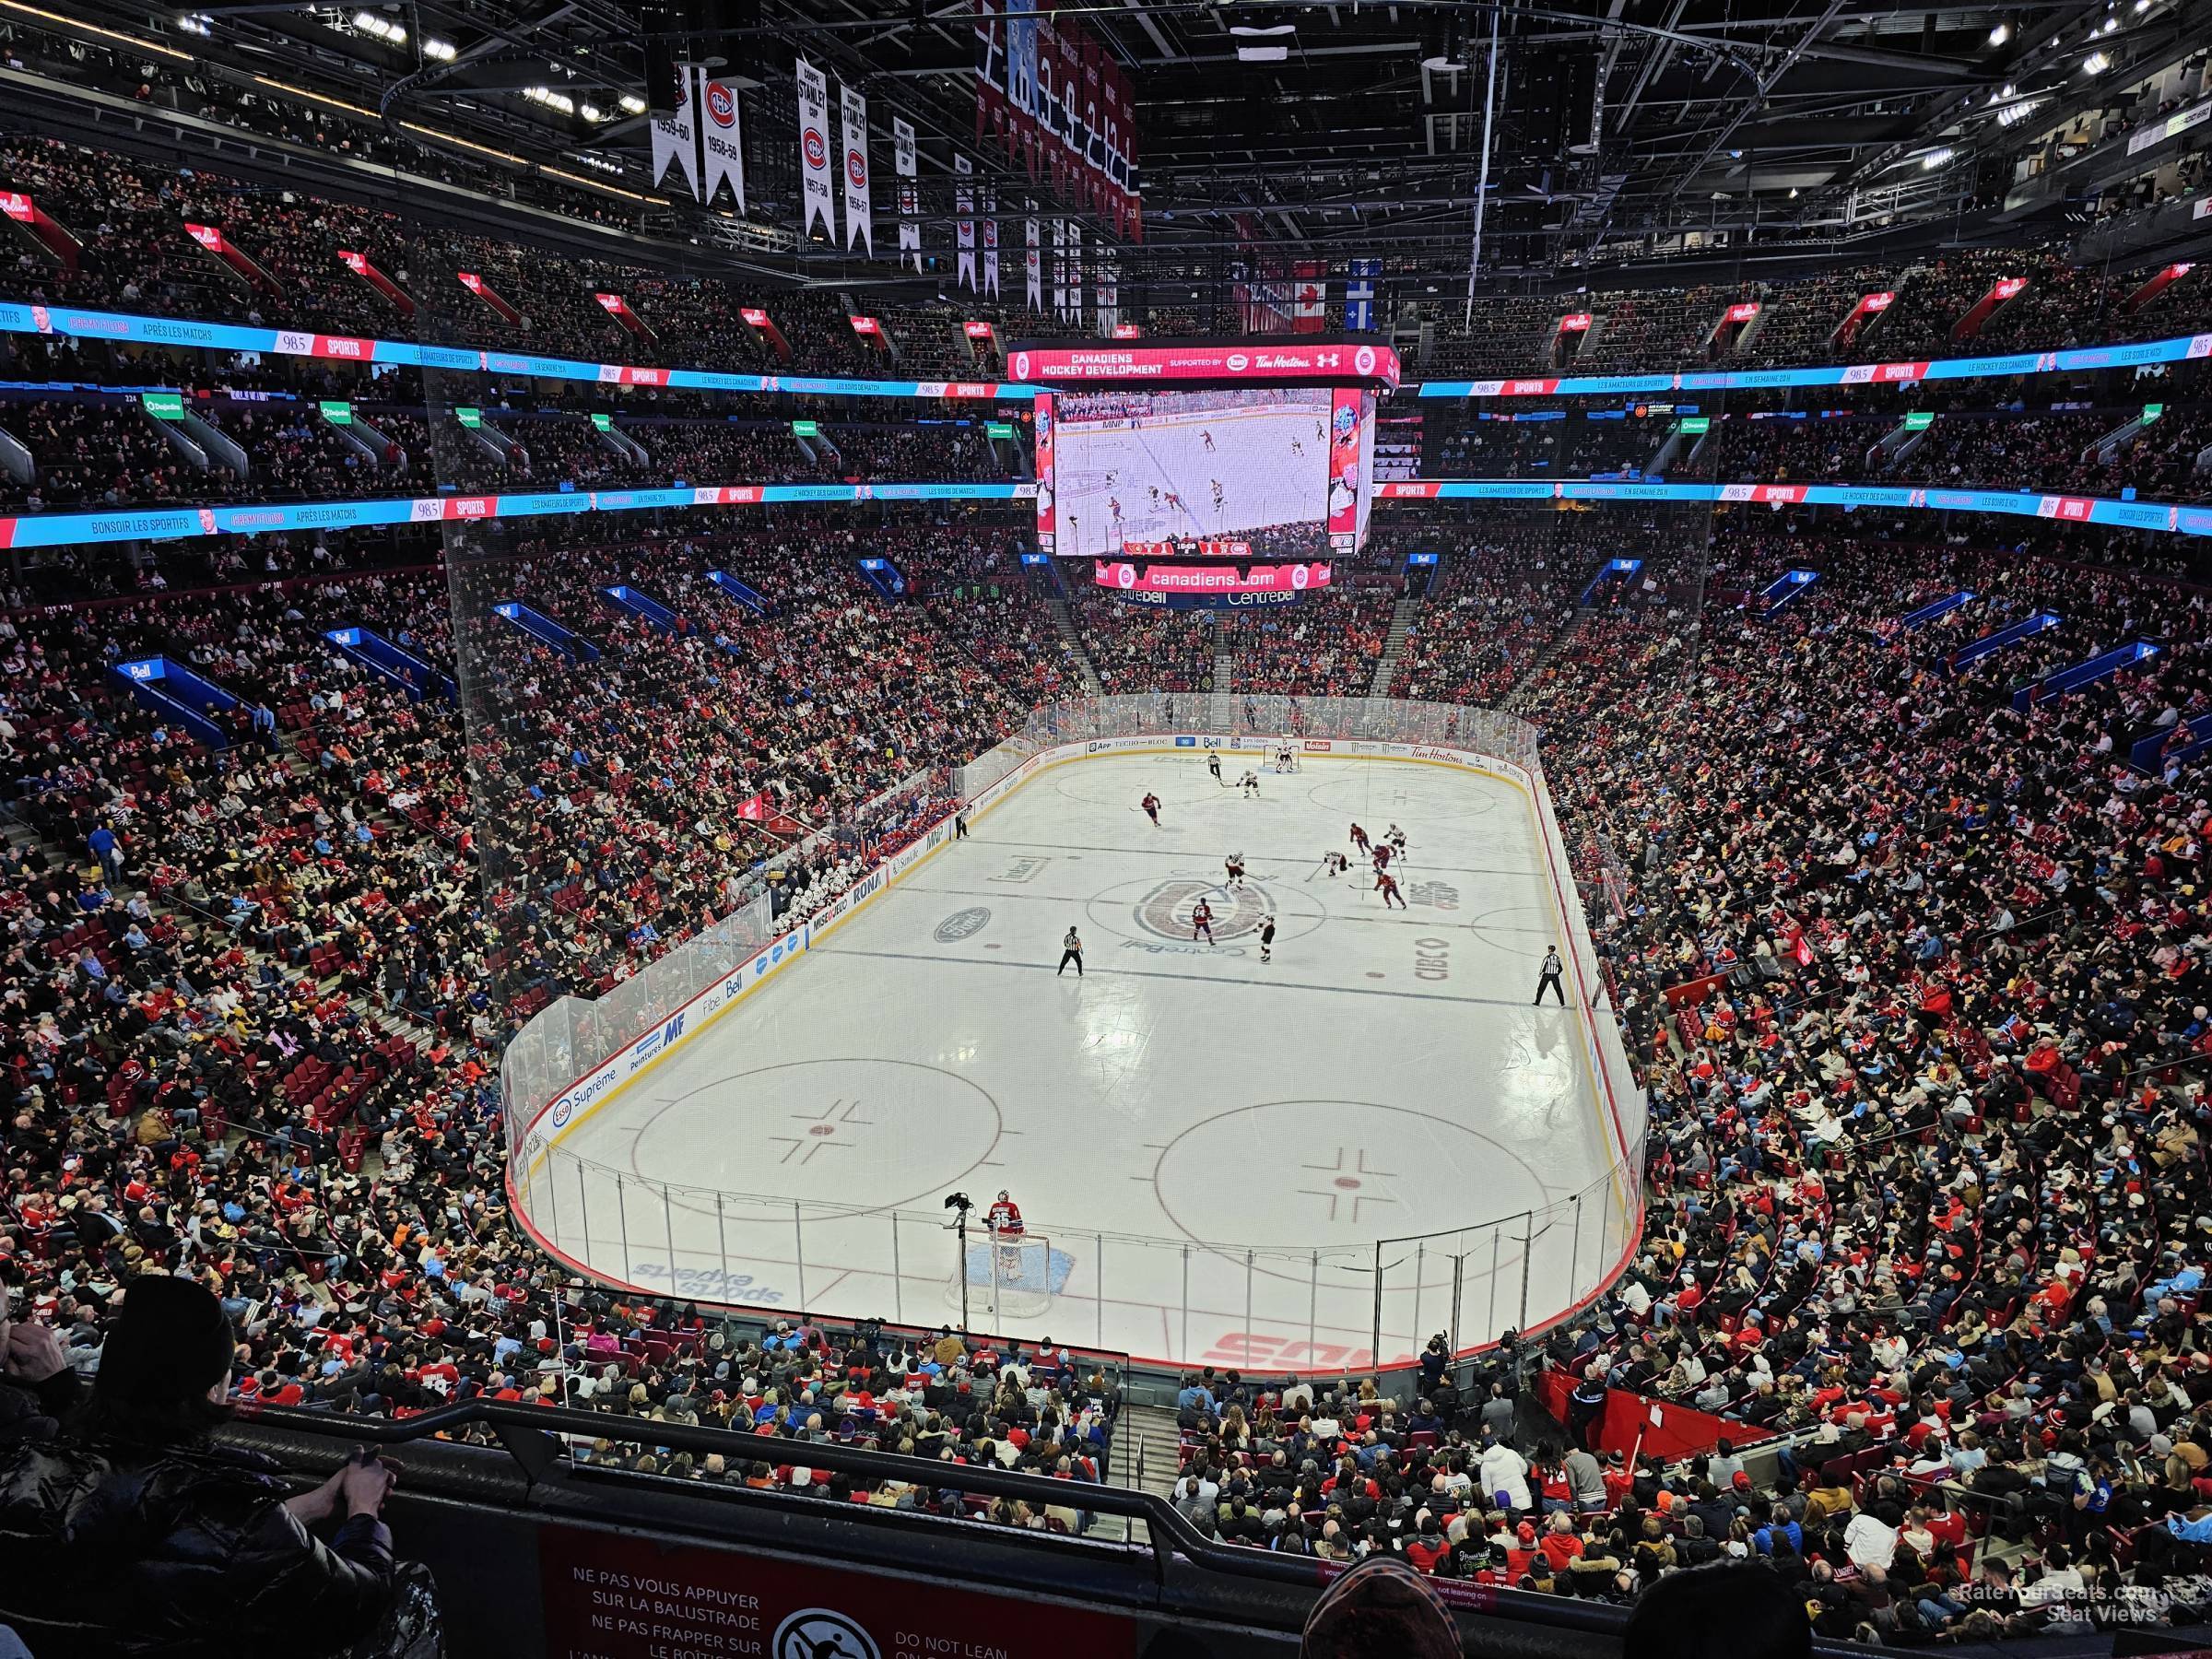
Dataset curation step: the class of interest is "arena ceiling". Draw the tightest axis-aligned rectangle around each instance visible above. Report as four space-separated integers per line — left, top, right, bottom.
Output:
62 0 2211 288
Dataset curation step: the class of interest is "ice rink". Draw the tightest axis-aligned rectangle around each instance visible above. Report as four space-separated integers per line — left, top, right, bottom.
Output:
525 753 1631 1371
1054 399 1329 555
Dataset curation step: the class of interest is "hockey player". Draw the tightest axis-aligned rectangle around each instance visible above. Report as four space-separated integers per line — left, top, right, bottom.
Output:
1386 824 1408 859
1377 869 1406 910
1349 822 1371 855
1372 841 1394 874
1324 851 1349 878
987 1189 1026 1280
1224 852 1246 889
1141 792 1162 827
1202 429 1216 452
1192 900 1216 944
1259 914 1277 964
1241 770 1261 798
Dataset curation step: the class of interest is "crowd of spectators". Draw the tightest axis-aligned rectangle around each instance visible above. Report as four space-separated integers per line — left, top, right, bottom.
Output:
11 134 2212 400
1387 533 1580 706
13 113 2212 1649
3 497 2212 1639
1223 587 1396 697
0 398 1023 510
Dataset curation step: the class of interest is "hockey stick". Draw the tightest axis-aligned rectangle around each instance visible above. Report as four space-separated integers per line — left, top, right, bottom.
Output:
1303 859 1324 883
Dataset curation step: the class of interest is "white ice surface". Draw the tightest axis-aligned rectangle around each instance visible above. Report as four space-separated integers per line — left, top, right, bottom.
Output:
531 754 1626 1371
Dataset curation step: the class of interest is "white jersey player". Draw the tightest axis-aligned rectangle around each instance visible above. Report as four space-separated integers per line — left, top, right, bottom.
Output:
1224 851 1247 889
1241 770 1261 798
1324 851 1350 878
1386 824 1408 858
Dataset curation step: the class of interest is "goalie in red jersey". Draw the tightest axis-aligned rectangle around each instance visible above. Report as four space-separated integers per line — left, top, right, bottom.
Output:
987 1190 1026 1280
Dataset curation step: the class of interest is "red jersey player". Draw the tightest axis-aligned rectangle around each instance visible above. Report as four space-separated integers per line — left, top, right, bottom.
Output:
1376 869 1406 909
1349 823 1371 854
987 1190 1026 1279
1372 841 1394 873
1192 900 1215 943
1141 792 1161 826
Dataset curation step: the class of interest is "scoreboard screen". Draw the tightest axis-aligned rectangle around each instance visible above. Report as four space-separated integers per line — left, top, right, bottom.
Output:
1036 385 1375 559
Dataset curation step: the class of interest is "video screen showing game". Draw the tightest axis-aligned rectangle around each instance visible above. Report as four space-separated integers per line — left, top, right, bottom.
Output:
1038 387 1334 558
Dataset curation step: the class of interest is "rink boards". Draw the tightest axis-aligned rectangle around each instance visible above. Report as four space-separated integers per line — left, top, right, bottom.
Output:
508 731 1643 1367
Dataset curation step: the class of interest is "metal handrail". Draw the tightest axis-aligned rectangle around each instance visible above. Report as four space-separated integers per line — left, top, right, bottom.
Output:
233 1395 1646 1641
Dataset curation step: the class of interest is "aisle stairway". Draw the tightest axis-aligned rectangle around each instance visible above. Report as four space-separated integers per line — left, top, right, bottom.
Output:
1511 606 1594 700
1044 598 1103 695
1210 628 1236 729
1122 1401 1186 1512
1368 595 1420 696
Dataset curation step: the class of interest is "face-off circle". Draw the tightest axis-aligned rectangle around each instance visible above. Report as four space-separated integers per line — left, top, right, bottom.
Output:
633 1057 1001 1212
1078 872 1325 947
1150 1099 1551 1259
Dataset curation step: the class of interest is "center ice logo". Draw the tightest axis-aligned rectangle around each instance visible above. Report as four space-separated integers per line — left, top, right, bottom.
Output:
1136 877 1269 942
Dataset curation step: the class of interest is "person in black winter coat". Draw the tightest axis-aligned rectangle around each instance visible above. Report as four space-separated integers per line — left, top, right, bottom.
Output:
0 1274 428 1659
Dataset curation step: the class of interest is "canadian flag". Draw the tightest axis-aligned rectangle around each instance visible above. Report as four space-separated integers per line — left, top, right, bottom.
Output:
1291 261 1326 333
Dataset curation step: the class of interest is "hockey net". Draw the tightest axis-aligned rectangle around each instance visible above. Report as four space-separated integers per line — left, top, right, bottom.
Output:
950 1230 1055 1323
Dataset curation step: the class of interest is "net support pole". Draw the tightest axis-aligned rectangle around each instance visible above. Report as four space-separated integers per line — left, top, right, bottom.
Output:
1518 1212 1535 1334
1244 1250 1253 1355
616 1172 631 1285
577 1159 591 1265
715 1193 729 1301
1371 1243 1384 1368
1571 1194 1584 1298
1488 1226 1501 1337
545 1146 560 1244
1181 1246 1191 1359
1309 1251 1319 1360
1412 1241 1426 1343
664 1185 679 1292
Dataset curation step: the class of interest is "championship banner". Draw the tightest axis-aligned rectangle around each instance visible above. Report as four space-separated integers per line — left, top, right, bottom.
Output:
700 74 745 210
1068 221 1083 325
954 153 976 291
893 117 921 271
972 1 1141 238
1096 254 1117 337
1050 218 1065 318
839 80 873 253
982 190 1000 297
650 65 701 200
794 59 834 240
1024 210 1042 312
